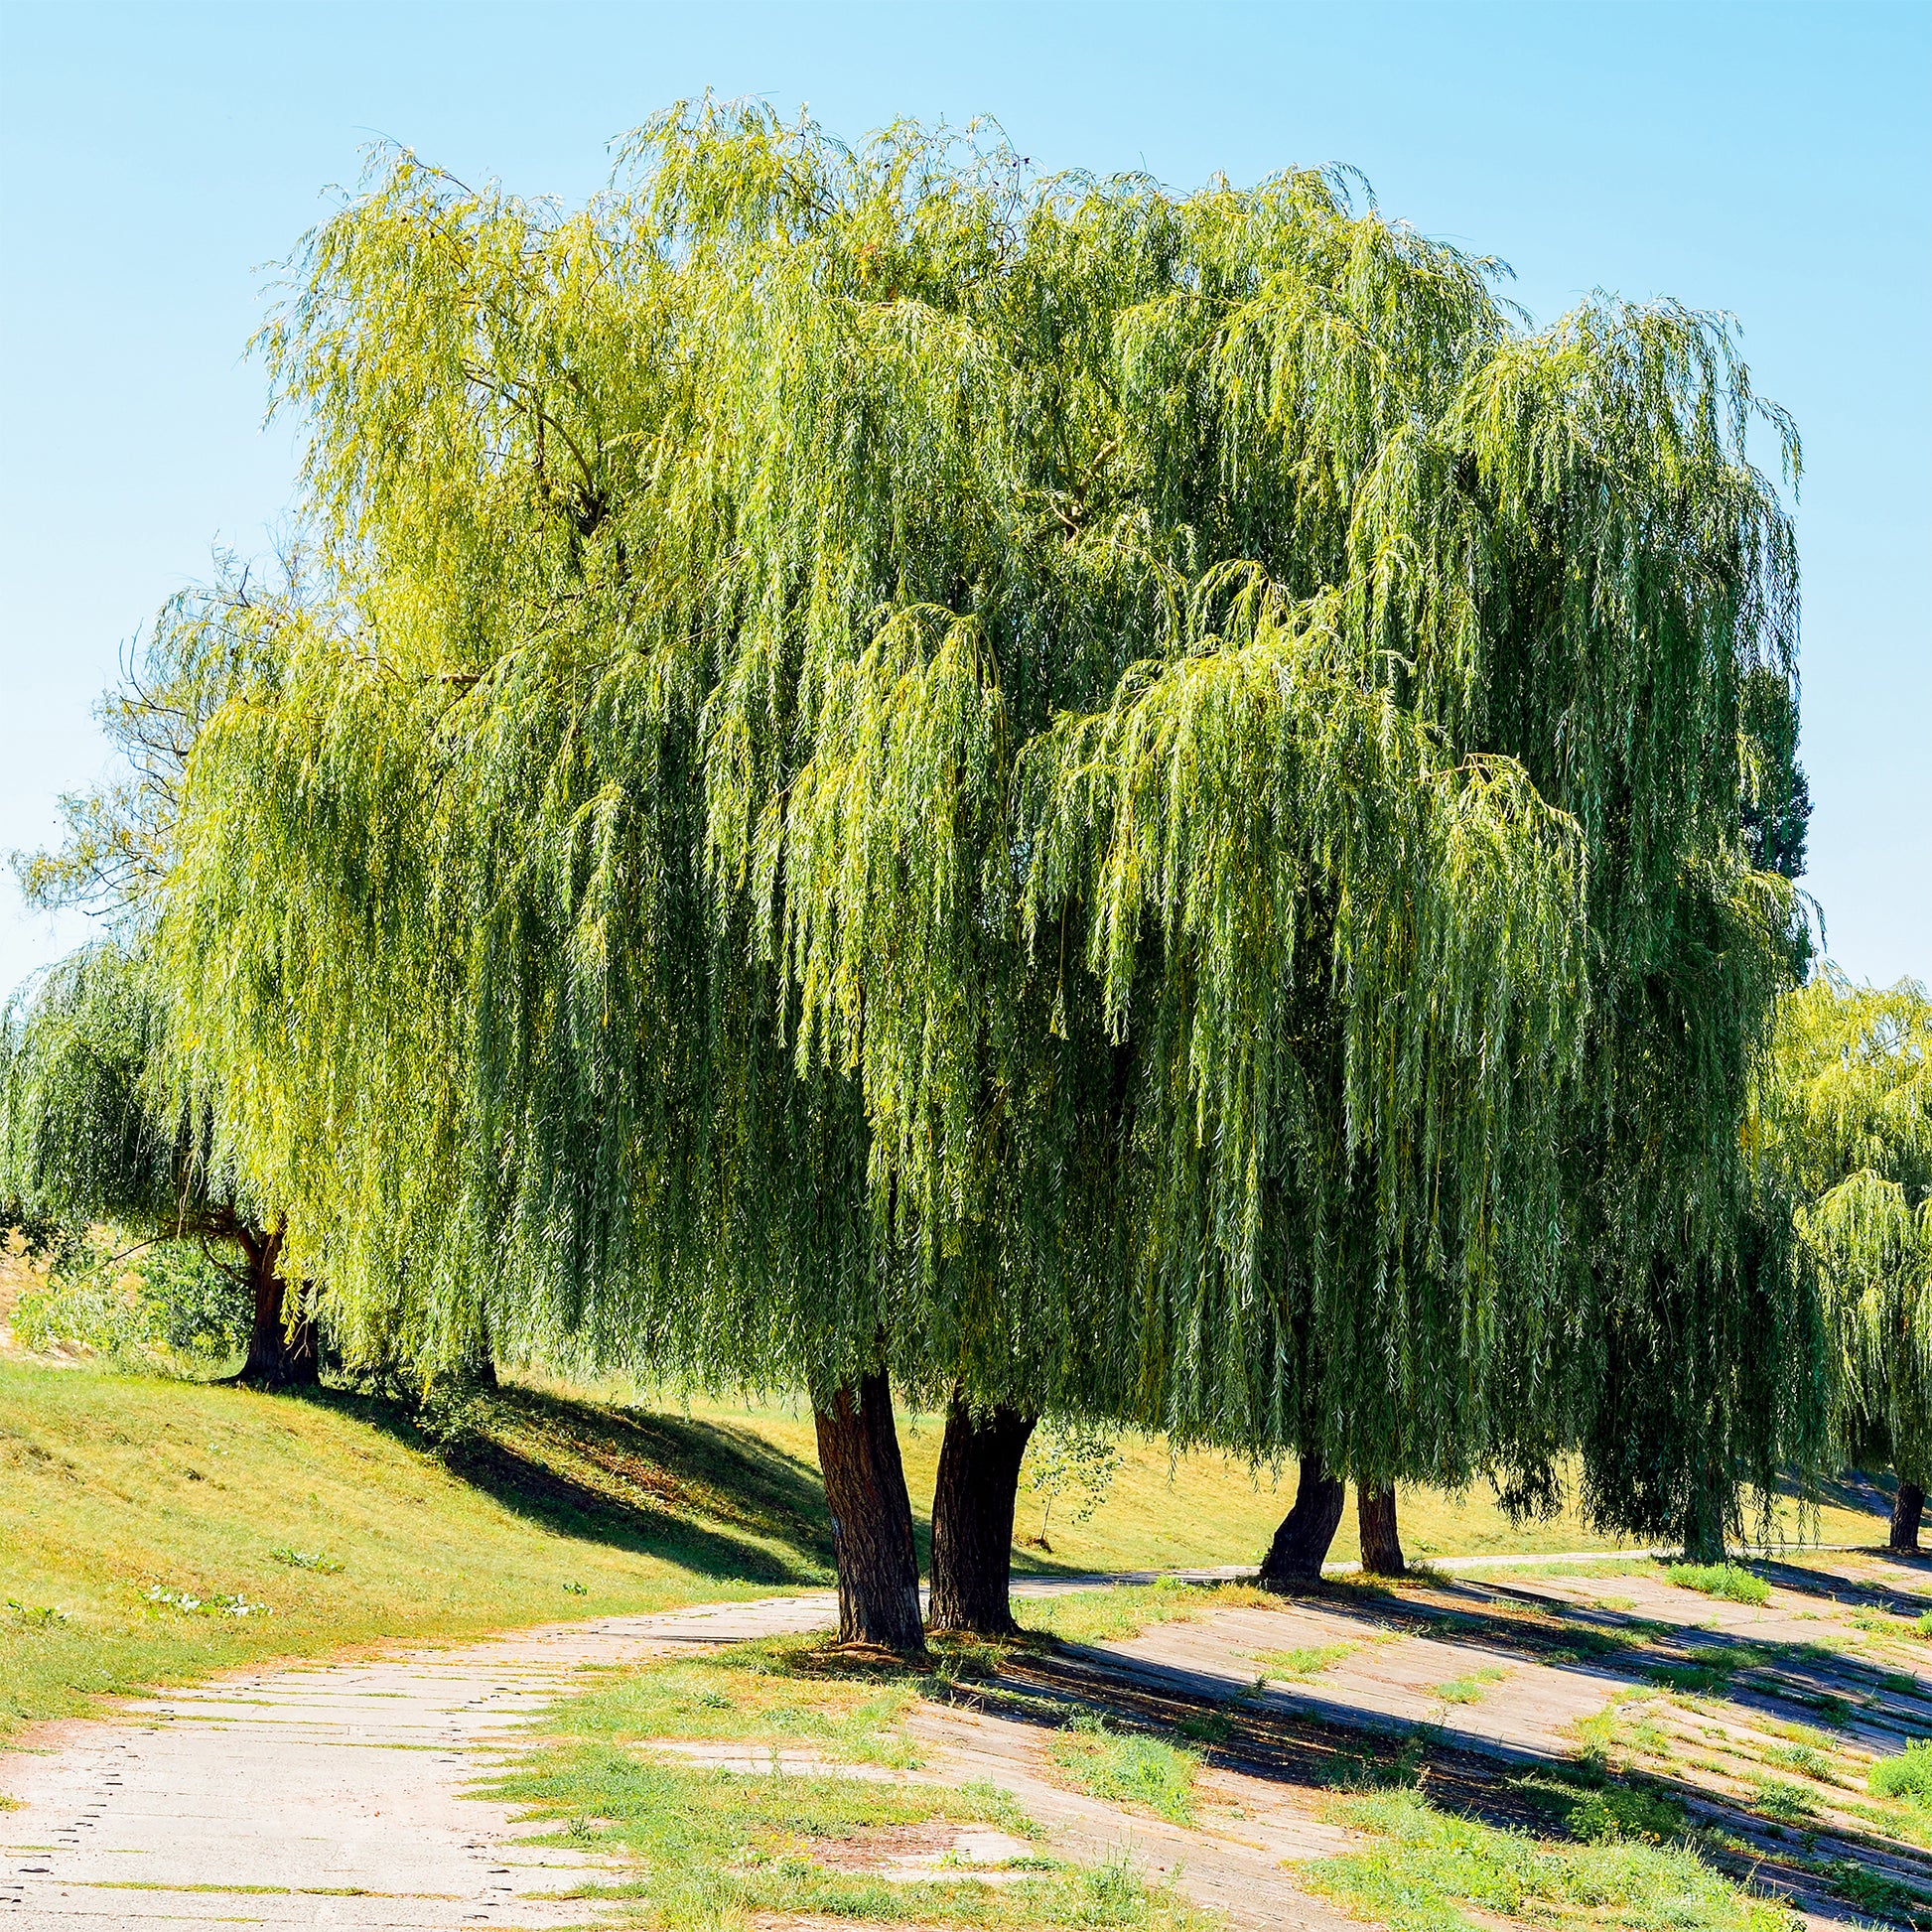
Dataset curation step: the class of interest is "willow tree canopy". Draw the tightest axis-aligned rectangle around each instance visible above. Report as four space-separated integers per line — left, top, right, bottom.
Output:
1758 973 1932 1485
159 102 1813 1511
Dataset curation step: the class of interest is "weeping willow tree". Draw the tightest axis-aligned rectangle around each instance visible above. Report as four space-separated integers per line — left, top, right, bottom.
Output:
0 941 314 1386
1756 973 1931 1552
151 100 1817 1639
4 580 319 1386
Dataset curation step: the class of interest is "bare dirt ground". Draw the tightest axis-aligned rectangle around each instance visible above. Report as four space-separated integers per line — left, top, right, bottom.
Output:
5 1555 1929 1930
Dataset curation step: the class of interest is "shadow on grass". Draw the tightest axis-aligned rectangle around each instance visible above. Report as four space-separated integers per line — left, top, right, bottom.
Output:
293 1381 839 1588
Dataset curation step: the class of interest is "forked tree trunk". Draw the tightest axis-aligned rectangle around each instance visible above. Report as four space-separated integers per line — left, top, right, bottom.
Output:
1358 1484 1406 1577
235 1229 318 1390
814 1366 925 1656
1892 1481 1926 1556
1258 1452 1347 1589
929 1395 1035 1636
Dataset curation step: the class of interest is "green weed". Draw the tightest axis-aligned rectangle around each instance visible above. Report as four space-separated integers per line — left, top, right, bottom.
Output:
1758 1740 1836 1783
486 1642 1212 1929
1745 1777 1817 1824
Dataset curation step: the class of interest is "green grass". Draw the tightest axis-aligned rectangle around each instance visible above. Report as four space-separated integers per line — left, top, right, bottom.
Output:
485 1633 1214 1929
1872 1741 1932 1802
1758 1739 1837 1783
1744 1776 1817 1824
0 1342 1899 1751
1046 1712 1202 1824
1254 1640 1360 1680
1016 1576 1276 1647
1665 1563 1772 1607
0 1362 837 1737
1305 1786 1800 1932
1430 1665 1508 1705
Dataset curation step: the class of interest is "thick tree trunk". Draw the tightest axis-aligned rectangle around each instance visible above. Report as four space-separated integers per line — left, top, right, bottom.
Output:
814 1366 925 1656
1258 1452 1347 1589
929 1395 1035 1636
235 1230 318 1390
1358 1483 1406 1577
1891 1481 1926 1556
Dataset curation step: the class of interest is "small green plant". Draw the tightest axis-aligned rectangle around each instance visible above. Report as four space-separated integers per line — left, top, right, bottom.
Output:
142 1586 273 1618
1759 1740 1835 1783
1020 1419 1122 1551
5 1598 68 1626
1746 1777 1817 1824
1664 1563 1770 1607
561 1580 587 1594
1309 1786 1796 1931
1173 1707 1232 1743
268 1548 344 1574
1870 1740 1932 1802
1431 1665 1507 1705
1564 1782 1684 1845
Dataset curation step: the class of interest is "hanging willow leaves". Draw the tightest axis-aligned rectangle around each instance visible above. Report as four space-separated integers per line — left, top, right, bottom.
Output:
1758 974 1932 1505
149 101 1816 1555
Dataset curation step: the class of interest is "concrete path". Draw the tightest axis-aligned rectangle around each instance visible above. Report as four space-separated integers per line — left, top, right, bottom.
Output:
0 1576 1244 1931
0 1595 841 1929
7 1557 1920 1931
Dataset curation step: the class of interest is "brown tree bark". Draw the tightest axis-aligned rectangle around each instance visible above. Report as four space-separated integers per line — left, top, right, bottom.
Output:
1258 1452 1346 1589
1892 1480 1926 1556
814 1365 925 1655
929 1395 1035 1636
1358 1483 1406 1577
234 1227 318 1390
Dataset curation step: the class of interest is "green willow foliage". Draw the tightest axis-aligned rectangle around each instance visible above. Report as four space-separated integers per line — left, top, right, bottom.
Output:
0 941 247 1252
1758 974 1932 1485
157 103 1814 1516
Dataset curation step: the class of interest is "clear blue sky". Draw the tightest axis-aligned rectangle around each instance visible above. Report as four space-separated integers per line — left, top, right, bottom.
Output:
2 0 1926 996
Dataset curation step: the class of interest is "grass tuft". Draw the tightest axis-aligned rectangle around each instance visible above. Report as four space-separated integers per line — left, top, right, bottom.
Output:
1046 1712 1201 1824
1664 1563 1770 1607
1871 1740 1932 1803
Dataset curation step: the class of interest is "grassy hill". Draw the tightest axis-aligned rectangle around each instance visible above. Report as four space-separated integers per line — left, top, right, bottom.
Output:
0 1358 1895 1743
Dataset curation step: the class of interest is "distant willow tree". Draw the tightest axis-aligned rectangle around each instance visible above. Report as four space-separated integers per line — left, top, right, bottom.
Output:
155 102 1816 1640
0 942 315 1387
5 585 318 1387
1758 974 1931 1552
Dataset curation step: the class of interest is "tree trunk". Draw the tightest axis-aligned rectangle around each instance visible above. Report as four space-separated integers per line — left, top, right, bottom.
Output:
1891 1481 1925 1556
1682 1467 1727 1565
814 1366 925 1655
929 1395 1035 1636
235 1229 318 1390
1358 1483 1406 1577
1258 1452 1346 1589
